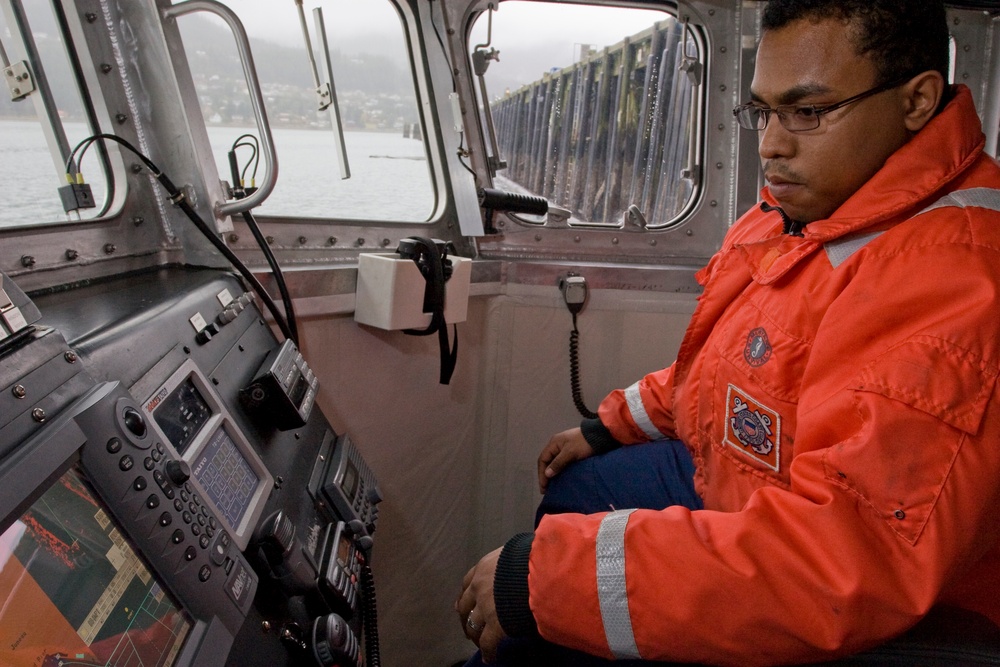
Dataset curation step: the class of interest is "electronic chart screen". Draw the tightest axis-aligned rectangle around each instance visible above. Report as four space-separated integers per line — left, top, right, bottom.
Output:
0 467 191 667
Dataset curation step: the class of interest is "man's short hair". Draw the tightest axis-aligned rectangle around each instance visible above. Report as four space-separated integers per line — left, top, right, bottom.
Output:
761 0 950 84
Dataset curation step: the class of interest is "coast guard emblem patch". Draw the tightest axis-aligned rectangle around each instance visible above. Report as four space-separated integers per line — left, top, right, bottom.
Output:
724 384 780 471
744 327 772 367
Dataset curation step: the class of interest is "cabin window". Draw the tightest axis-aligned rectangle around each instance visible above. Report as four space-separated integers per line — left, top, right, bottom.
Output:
0 2 114 228
179 0 435 222
469 1 700 229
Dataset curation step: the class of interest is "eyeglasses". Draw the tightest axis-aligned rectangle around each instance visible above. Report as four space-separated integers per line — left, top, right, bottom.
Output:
733 75 912 132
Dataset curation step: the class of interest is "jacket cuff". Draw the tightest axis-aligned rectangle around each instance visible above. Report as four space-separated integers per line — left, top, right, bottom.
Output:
494 532 538 638
581 417 623 455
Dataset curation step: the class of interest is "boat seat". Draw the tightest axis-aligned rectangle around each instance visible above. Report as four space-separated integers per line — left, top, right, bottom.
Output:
820 606 1000 666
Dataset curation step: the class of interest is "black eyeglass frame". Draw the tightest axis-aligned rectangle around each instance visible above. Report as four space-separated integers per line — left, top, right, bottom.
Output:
732 75 914 132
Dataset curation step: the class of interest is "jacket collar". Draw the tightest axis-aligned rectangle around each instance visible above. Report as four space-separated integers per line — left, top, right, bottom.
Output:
793 84 985 242
738 85 985 283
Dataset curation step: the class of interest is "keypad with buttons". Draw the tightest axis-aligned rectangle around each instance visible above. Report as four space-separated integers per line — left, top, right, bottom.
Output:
75 385 256 636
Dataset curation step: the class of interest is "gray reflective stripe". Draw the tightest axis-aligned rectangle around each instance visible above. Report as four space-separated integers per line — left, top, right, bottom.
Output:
825 231 884 268
916 187 1000 215
597 509 640 659
625 382 664 440
824 187 1000 268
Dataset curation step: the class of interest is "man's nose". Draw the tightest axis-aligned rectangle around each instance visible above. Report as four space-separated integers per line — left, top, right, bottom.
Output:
757 115 796 160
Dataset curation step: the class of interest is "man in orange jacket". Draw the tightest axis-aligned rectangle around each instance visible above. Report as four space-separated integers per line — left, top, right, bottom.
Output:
458 0 1000 665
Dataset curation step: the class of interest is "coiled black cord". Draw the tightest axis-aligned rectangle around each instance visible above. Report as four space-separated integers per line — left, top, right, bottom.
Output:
570 312 597 419
360 563 381 667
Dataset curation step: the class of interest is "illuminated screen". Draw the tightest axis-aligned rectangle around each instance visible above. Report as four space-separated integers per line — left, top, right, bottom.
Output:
154 378 212 455
191 427 259 529
0 468 191 667
340 460 358 500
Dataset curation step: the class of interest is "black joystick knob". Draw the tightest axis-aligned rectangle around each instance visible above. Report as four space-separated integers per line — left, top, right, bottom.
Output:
122 407 147 438
165 459 192 485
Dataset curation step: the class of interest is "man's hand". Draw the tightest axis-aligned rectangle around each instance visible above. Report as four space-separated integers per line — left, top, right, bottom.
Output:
456 547 507 663
537 427 594 493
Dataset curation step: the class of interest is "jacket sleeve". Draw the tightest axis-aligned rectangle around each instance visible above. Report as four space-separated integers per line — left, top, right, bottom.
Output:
596 364 680 445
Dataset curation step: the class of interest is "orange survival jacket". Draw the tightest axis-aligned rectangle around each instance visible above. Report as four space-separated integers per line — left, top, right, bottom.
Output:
527 85 1000 665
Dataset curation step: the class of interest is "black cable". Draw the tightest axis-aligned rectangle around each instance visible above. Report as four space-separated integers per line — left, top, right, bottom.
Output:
241 210 299 346
226 137 298 345
570 312 598 419
68 134 295 342
360 563 381 667
232 133 260 183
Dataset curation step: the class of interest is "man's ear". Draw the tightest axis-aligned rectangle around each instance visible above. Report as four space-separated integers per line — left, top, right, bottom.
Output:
903 71 946 132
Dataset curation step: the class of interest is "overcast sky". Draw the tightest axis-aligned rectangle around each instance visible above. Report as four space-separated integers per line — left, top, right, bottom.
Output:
229 0 667 53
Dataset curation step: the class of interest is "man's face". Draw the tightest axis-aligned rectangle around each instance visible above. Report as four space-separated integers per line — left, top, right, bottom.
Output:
751 18 913 223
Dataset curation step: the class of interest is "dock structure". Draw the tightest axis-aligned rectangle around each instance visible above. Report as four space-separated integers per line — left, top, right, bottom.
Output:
489 19 698 227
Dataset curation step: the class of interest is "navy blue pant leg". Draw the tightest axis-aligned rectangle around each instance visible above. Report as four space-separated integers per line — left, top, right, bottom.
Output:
462 440 702 667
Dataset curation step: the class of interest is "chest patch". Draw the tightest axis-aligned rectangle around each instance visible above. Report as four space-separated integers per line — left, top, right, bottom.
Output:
744 327 772 367
724 384 781 472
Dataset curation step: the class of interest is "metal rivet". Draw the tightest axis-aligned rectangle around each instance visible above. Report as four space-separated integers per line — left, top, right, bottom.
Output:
381 238 391 247
718 123 725 131
115 113 128 125
85 12 97 22
649 239 657 246
534 234 542 241
298 236 308 245
266 236 274 245
64 351 78 363
100 63 112 74
131 163 143 174
716 162 724 169
21 255 35 267
894 509 906 520
612 237 619 245
132 216 144 226
686 230 694 236
104 243 116 254
12 385 26 399
328 236 337 246
356 238 366 247
261 621 271 632
211 377 219 385
32 408 47 423
573 235 581 243
228 233 239 243
719 85 726 92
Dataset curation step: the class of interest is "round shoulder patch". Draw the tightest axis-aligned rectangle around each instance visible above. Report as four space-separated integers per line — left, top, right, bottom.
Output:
744 327 772 367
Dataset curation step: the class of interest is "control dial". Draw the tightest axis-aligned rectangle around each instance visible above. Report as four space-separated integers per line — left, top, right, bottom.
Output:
165 459 192 485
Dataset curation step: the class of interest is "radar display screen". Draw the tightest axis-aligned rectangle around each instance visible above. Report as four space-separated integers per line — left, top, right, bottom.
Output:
153 378 212 455
0 468 191 667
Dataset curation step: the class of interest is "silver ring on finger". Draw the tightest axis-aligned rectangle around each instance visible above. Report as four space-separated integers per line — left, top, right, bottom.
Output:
466 613 484 634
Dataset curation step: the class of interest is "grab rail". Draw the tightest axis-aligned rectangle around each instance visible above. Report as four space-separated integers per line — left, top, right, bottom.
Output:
162 0 278 218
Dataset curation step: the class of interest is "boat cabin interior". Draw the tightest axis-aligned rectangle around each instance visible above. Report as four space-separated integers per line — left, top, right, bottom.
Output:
1 0 999 665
